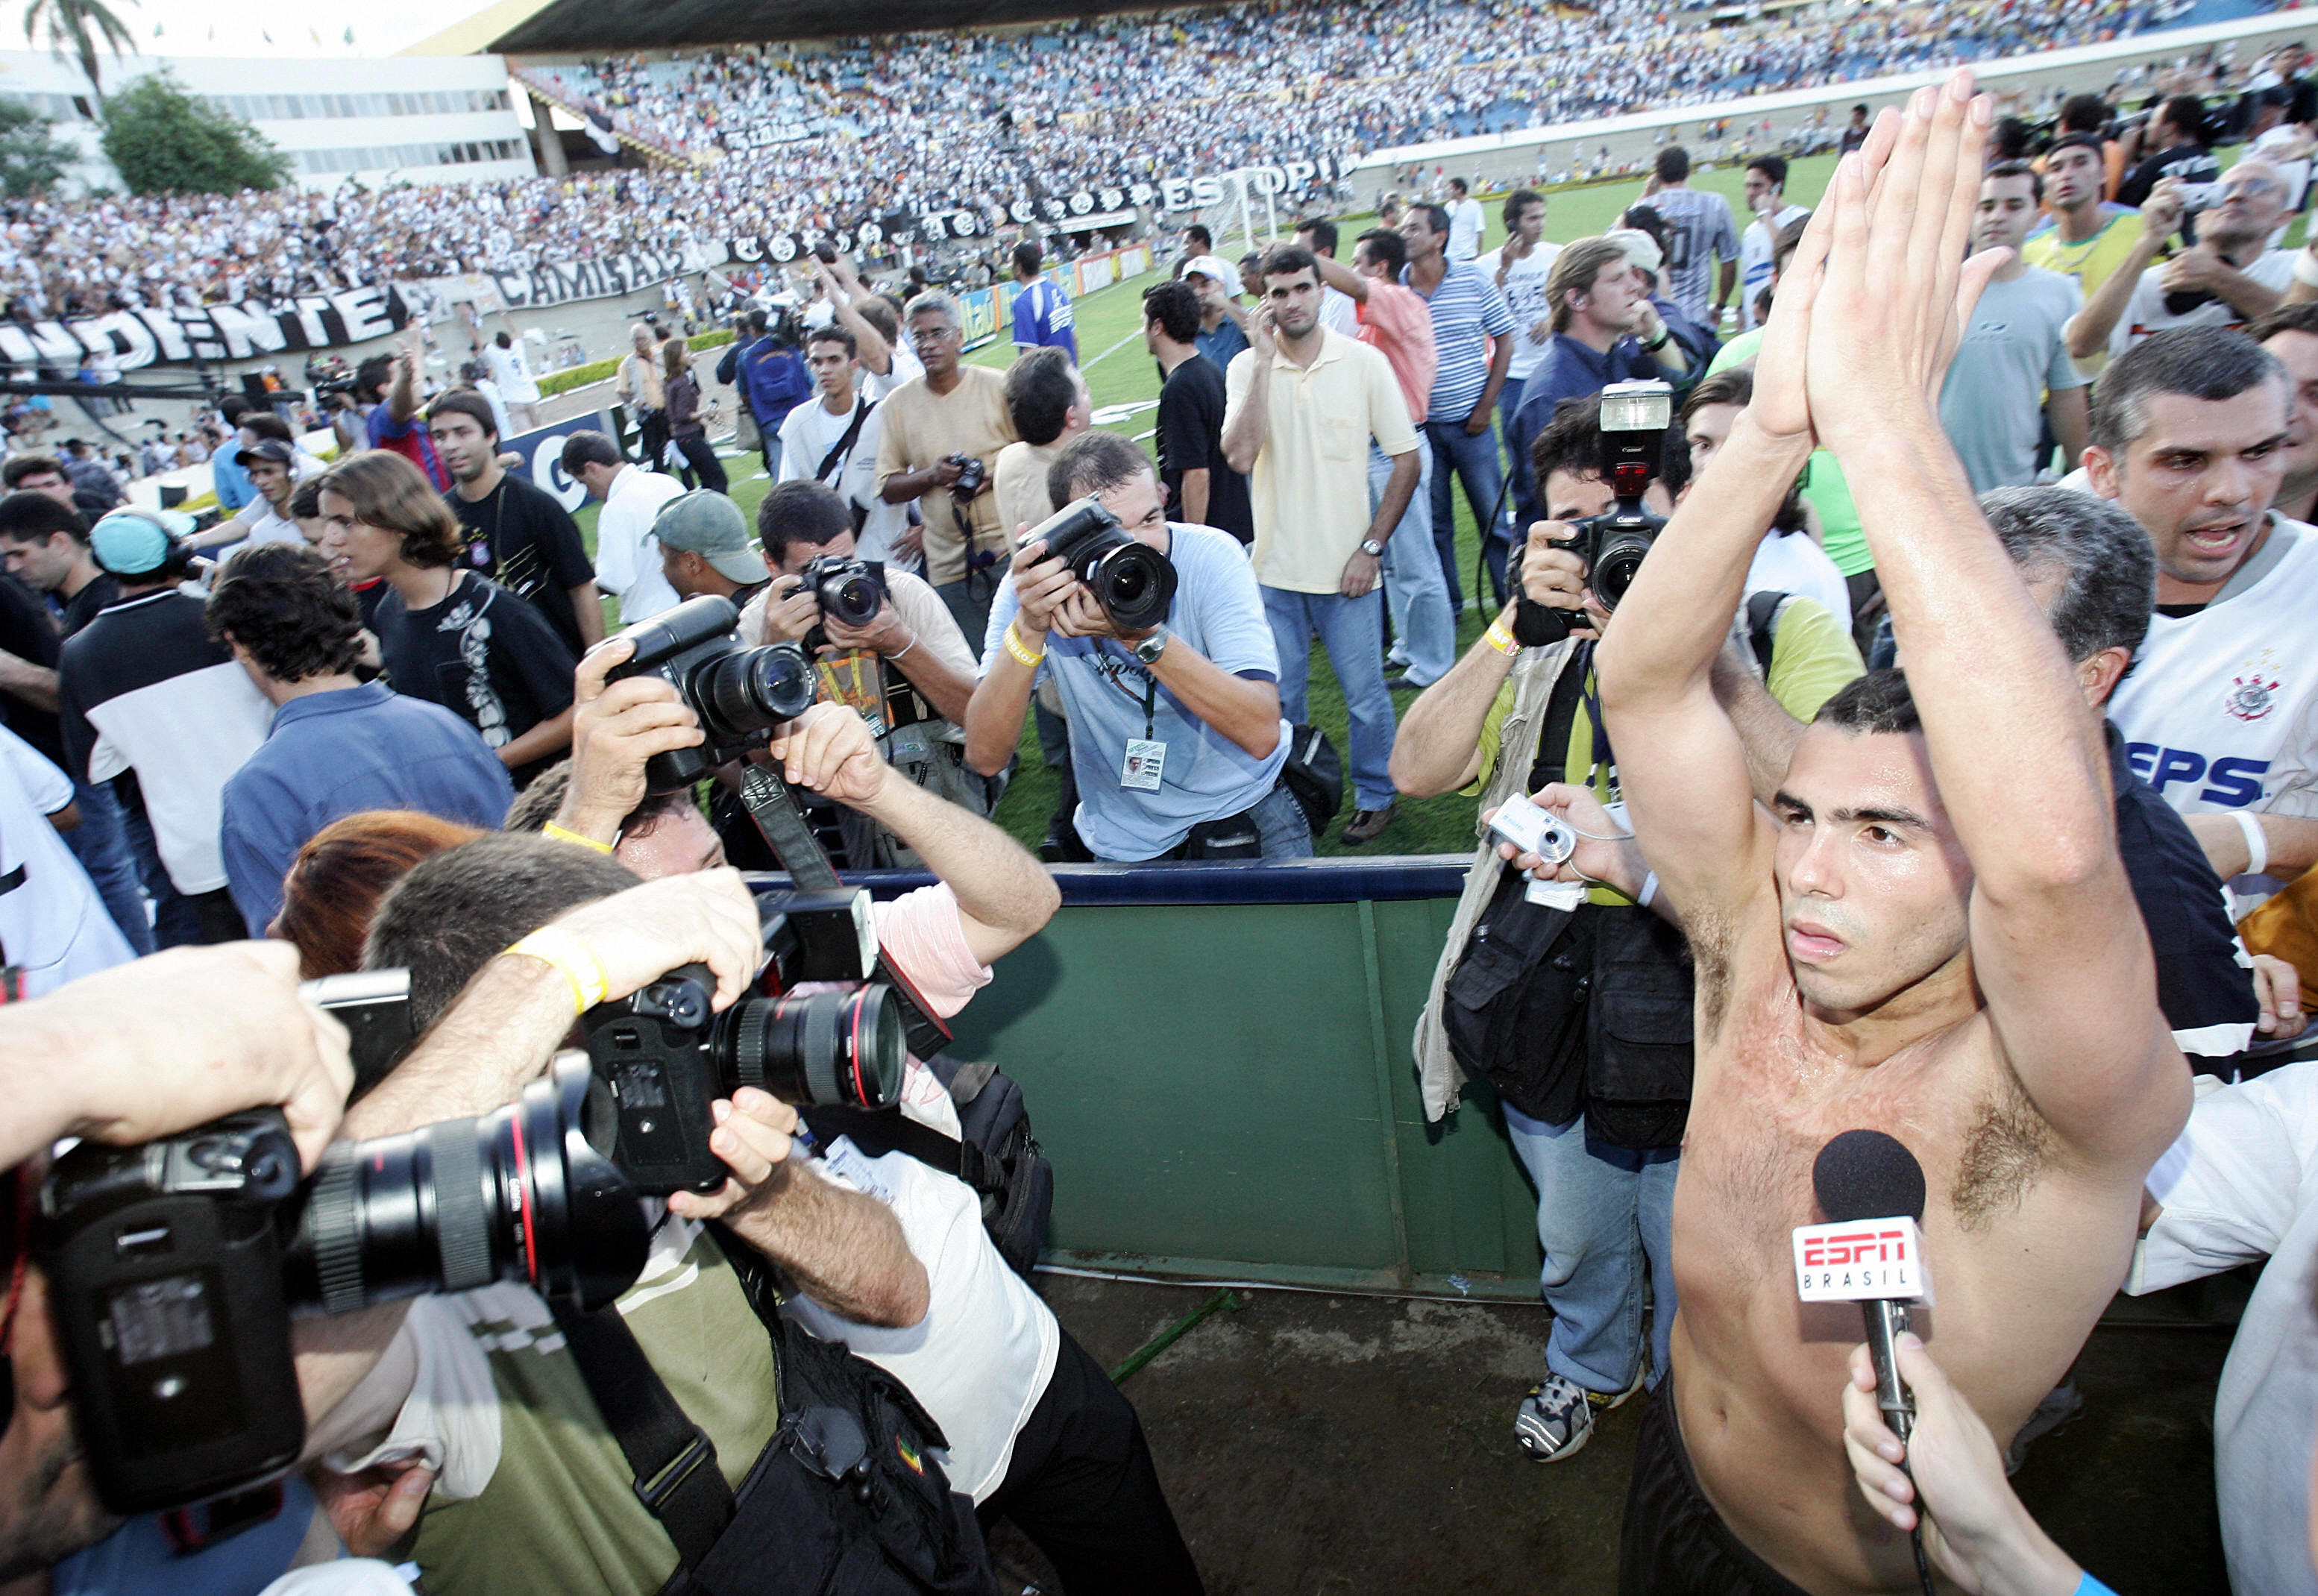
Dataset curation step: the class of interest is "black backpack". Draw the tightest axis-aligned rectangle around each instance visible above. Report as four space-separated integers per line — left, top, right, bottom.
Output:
805 1055 1054 1283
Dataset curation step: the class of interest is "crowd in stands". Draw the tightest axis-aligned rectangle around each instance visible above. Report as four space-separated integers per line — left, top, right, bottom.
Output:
1 0 2167 321
10 32 2318 1596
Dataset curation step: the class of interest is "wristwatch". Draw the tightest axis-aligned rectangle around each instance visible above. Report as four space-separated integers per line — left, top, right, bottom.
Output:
1133 627 1170 666
1358 538 1386 559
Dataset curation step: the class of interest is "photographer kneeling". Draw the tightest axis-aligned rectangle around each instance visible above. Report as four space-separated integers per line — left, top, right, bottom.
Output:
1392 389 1861 1464
965 430 1305 861
510 635 1204 1592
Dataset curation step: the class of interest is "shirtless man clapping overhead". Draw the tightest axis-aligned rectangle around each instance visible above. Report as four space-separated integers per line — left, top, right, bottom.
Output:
1593 72 2192 1596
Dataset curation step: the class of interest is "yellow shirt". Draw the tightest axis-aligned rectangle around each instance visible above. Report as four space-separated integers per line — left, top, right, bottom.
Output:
1223 328 1420 594
2023 210 2143 374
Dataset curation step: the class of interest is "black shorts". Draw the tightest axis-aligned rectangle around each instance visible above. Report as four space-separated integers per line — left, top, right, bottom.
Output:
1619 1379 1813 1596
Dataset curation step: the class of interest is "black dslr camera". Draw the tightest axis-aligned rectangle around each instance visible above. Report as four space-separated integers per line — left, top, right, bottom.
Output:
944 453 987 499
1514 380 1674 647
1023 497 1178 633
37 1058 643 1515
580 885 905 1195
604 595 817 794
800 555 888 626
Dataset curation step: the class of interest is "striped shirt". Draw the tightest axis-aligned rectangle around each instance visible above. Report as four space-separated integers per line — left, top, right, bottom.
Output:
1646 184 1740 325
1402 260 1514 425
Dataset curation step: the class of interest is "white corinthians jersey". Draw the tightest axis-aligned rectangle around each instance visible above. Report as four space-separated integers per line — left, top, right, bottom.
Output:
2110 518 2318 826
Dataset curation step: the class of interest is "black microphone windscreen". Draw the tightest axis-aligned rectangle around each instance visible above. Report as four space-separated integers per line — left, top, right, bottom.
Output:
1812 1130 1927 1225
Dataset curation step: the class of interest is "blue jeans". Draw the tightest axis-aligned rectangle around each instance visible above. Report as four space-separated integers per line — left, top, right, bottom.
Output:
1260 585 1398 814
1504 1105 1680 1394
1369 443 1454 687
1427 415 1514 614
1248 781 1315 858
1498 374 1534 553
63 776 153 956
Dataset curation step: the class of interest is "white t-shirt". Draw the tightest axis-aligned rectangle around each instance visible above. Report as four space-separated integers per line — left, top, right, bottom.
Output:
483 342 541 405
1446 197 1486 263
2132 1061 2318 1596
1738 204 1809 330
0 726 132 996
2107 250 2299 359
864 339 925 405
1474 240 1562 381
1745 530 1852 633
1318 284 1360 338
592 465 686 625
2107 517 2318 905
778 395 914 570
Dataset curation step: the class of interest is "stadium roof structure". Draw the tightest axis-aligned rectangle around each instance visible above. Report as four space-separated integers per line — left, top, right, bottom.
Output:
406 0 1199 54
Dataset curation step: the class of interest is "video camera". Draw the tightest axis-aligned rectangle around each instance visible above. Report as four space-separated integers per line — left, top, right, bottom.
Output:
1022 497 1178 632
604 595 817 794
580 884 907 1195
39 1058 641 1516
800 555 888 627
1513 380 1674 647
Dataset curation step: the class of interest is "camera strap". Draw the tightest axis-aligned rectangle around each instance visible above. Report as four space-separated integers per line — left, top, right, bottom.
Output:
735 765 954 1061
550 1299 736 1569
813 399 876 486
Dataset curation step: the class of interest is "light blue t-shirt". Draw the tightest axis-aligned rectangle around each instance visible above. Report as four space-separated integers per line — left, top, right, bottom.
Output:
1935 265 2087 494
982 521 1289 860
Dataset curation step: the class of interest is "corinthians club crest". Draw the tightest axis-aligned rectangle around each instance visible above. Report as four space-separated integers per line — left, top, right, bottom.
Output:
2226 670 2283 723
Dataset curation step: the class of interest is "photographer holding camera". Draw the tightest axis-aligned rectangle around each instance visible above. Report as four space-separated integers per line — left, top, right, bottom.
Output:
967 429 1305 861
1392 389 1859 1465
873 292 1020 650
507 626 1203 1591
292 851 992 1596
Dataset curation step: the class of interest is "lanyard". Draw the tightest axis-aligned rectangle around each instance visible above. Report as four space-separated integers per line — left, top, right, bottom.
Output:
1579 653 1614 796
1141 673 1158 742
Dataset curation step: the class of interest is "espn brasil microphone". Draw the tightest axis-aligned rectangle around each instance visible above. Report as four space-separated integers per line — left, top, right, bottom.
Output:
1802 1128 1935 1596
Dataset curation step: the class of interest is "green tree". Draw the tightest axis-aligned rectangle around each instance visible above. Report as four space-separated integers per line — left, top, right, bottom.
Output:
99 71 291 195
0 100 75 195
21 0 137 102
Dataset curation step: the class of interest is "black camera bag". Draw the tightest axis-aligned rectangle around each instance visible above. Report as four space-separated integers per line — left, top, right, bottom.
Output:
1280 722 1344 837
1442 873 1595 1124
806 1056 1053 1283
552 1228 996 1596
1580 905 1695 1149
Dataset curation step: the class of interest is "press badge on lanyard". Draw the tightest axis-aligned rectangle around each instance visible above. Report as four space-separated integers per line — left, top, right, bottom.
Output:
1120 670 1165 790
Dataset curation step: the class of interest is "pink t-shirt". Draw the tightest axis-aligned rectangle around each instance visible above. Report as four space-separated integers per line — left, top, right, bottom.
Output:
1357 281 1438 427
794 881 993 1136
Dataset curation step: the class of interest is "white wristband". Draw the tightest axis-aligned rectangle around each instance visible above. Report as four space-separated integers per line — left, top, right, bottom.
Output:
1637 872 1660 910
2234 809 2270 878
2296 248 2318 288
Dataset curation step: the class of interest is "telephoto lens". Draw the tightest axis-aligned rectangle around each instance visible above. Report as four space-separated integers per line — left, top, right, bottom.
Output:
689 639 817 741
1025 497 1178 632
726 985 908 1111
284 1057 648 1317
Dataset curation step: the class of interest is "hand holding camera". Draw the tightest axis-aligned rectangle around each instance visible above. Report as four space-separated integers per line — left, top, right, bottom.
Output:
1513 381 1670 647
1007 531 1083 640
1019 497 1177 636
7 942 354 1175
664 1087 803 1227
941 452 988 499
603 596 818 792
759 574 825 644
1486 785 1645 896
562 638 710 846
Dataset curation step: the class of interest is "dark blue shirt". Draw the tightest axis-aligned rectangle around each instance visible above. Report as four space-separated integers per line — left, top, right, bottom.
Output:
1506 334 1651 529
1195 316 1249 373
219 681 515 936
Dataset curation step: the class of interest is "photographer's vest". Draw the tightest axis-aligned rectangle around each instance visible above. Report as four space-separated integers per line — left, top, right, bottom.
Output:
1412 640 1695 1146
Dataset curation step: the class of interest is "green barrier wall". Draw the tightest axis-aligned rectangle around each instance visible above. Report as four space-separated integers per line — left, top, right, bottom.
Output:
943 883 1548 1301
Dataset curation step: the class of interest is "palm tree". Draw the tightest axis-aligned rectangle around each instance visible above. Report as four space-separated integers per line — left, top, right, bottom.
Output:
22 0 139 105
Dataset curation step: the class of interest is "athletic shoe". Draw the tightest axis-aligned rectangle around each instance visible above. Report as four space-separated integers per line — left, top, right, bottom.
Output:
1516 1374 1608 1463
1339 805 1396 845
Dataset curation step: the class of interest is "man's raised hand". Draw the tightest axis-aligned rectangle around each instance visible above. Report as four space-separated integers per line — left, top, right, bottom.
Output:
1804 72 2006 452
766 702 889 806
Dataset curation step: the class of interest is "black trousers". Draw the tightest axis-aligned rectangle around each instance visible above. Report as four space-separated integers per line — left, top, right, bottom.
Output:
977 1328 1204 1595
1619 1378 1812 1596
671 433 727 494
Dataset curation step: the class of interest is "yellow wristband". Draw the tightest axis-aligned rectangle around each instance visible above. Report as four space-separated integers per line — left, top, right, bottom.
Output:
541 820 615 855
1484 620 1521 657
1002 622 1045 669
506 928 612 1016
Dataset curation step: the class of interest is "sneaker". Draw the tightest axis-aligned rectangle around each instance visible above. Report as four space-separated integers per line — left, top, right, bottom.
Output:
1515 1372 1628 1463
1339 805 1396 845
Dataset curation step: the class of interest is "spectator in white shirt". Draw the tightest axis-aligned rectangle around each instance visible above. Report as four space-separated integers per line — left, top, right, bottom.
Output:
1444 177 1486 263
778 324 916 571
2069 159 2296 365
558 429 685 626
482 330 543 433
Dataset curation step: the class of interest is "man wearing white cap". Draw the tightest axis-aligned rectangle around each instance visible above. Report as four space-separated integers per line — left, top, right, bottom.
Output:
1184 255 1251 374
57 509 270 946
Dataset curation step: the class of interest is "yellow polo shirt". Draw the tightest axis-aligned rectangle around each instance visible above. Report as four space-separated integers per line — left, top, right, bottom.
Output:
1224 328 1420 594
